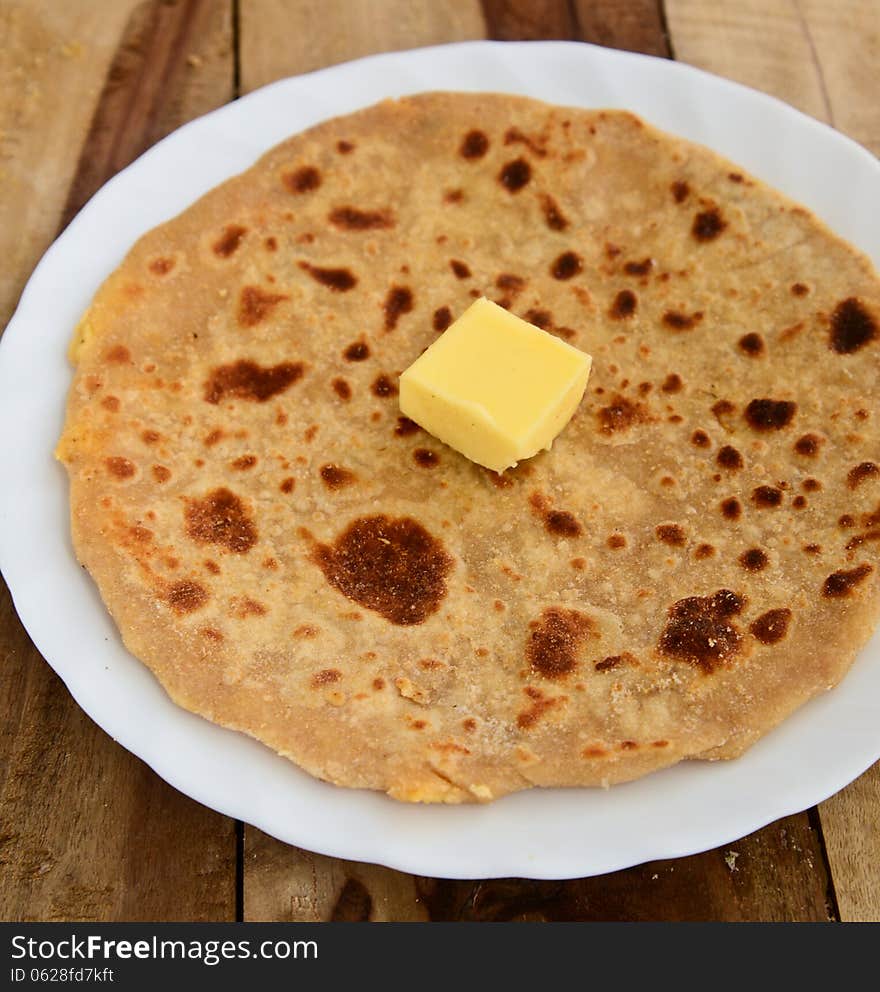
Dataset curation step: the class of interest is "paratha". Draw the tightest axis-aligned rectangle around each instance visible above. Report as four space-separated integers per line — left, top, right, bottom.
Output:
57 93 880 802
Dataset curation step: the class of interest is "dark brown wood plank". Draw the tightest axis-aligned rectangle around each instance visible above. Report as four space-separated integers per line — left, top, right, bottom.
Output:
573 0 671 57
245 813 833 921
0 0 237 921
62 0 235 229
481 0 579 40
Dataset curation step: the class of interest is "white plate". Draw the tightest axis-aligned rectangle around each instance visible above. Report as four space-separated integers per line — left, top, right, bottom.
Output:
2 41 879 881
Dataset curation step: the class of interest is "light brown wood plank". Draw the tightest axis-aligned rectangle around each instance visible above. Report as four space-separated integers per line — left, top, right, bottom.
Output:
820 766 880 921
0 0 139 331
0 0 238 921
667 0 880 926
239 0 486 94
665 0 832 122
797 0 880 155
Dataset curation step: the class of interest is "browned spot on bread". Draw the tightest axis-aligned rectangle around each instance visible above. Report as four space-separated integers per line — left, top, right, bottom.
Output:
449 259 471 279
609 289 637 319
383 285 413 330
238 285 289 326
791 282 809 296
671 180 690 203
717 445 744 470
320 464 356 489
200 627 223 641
804 543 822 554
848 462 879 488
551 251 583 280
230 596 267 619
840 514 856 528
658 589 744 672
745 398 796 431
517 687 565 729
792 495 807 509
105 456 135 479
738 332 765 356
205 359 303 404
498 158 531 192
597 394 652 434
204 428 224 446
661 373 683 393
823 563 873 597
529 492 583 538
662 309 703 330
336 139 354 154
212 224 247 257
283 165 321 193
695 543 715 559
803 478 822 492
101 396 119 412
105 345 131 364
750 608 792 644
312 668 342 687
165 580 208 615
624 257 654 277
443 188 464 204
344 340 370 362
691 429 710 447
607 534 626 549
692 208 727 241
371 374 398 398
460 130 489 159
312 515 452 625
414 448 439 468
595 652 637 672
524 308 551 329
539 193 569 230
152 465 171 483
526 608 593 679
149 257 174 275
432 306 453 332
280 477 295 494
332 377 352 401
656 524 686 546
394 416 421 438
795 433 822 456
141 430 160 444
328 206 393 230
846 531 880 551
752 485 783 508
739 548 768 571
231 455 257 471
264 236 277 251
299 262 357 292
496 273 526 295
185 488 257 553
829 298 876 354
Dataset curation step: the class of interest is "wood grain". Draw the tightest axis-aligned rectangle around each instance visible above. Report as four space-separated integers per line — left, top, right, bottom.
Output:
667 0 880 925
244 814 832 921
0 0 237 922
0 0 138 331
238 0 485 93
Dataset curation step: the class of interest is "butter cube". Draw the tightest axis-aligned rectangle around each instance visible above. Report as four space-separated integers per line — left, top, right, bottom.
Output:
399 298 591 473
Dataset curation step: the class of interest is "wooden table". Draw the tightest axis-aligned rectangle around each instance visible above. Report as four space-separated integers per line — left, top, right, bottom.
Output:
1 0 878 923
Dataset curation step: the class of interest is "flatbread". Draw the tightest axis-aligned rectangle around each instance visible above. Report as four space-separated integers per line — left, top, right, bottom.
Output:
57 93 880 802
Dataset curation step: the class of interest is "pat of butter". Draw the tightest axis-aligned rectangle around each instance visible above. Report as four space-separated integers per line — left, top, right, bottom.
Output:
399 298 591 472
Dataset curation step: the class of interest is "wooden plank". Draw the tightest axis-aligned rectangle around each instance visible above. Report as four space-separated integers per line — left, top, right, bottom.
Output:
821 768 880 921
665 0 832 123
572 0 671 57
797 0 880 154
238 0 486 93
0 0 238 921
0 0 138 331
667 0 880 925
245 813 831 921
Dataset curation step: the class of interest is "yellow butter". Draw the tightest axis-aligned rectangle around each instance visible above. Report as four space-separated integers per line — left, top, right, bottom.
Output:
399 298 591 473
